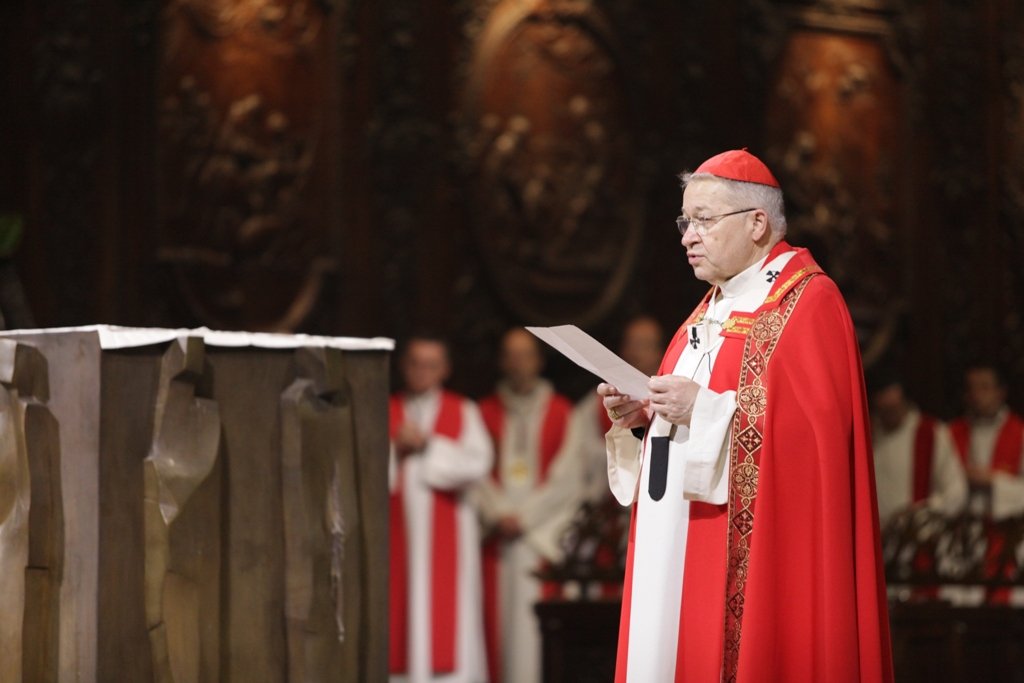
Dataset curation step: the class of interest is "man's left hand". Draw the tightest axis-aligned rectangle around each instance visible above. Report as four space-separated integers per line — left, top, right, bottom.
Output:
648 374 700 427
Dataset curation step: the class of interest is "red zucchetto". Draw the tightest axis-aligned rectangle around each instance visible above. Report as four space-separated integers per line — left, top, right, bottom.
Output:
694 149 780 188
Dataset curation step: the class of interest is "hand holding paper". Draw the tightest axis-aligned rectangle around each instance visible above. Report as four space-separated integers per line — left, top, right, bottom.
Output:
525 325 651 399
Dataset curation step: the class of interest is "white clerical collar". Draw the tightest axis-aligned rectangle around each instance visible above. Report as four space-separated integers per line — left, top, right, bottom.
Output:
405 386 441 408
972 405 1009 428
497 378 552 411
718 251 774 299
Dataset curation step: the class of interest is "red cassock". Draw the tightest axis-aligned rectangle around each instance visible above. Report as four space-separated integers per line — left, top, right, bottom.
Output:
615 244 894 682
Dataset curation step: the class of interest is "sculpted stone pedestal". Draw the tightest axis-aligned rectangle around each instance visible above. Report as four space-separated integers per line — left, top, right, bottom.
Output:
0 326 391 683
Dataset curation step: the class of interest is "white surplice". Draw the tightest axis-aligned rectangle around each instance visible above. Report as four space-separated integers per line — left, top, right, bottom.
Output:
471 380 579 683
390 389 493 683
872 409 967 526
965 407 1024 520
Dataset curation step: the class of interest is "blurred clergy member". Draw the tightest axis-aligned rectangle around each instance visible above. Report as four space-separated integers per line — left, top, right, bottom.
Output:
473 328 575 683
390 334 493 683
870 371 966 526
950 363 1024 604
951 363 1024 520
598 150 893 682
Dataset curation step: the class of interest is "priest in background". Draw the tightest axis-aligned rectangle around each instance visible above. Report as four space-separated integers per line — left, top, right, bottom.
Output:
949 363 1024 605
390 334 493 683
951 363 1024 520
598 149 893 682
473 328 575 683
869 371 967 527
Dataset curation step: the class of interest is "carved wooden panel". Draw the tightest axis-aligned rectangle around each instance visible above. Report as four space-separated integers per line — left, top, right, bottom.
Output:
763 14 906 366
157 0 337 331
461 0 644 329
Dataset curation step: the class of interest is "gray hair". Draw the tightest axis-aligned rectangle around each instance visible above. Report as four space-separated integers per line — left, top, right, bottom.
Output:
678 171 788 238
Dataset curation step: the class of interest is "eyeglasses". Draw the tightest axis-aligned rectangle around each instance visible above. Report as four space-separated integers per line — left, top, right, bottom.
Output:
675 208 757 236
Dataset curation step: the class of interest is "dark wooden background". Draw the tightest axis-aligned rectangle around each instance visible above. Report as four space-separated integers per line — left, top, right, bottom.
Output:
1 0 1023 413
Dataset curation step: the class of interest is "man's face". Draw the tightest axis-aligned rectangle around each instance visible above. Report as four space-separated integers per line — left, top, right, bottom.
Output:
401 340 450 395
871 383 908 432
964 368 1005 419
500 329 543 389
681 179 762 285
620 318 664 377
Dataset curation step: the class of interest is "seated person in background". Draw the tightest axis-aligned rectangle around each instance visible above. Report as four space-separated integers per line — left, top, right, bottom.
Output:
950 363 1024 520
869 370 966 527
389 334 493 683
472 328 575 683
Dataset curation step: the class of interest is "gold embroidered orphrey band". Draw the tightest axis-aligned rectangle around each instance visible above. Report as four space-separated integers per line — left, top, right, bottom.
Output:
721 273 818 683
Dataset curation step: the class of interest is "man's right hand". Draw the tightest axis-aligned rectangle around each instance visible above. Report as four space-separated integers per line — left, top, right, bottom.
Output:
597 383 650 430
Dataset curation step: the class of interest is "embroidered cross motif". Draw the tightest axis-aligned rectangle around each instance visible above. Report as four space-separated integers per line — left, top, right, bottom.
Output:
765 269 780 283
689 325 699 349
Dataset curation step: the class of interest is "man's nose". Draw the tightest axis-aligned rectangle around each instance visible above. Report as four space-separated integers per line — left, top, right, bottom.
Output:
681 227 698 248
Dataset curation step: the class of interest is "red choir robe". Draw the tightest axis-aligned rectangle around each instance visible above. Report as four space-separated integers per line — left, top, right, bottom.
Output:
478 388 572 683
614 243 893 682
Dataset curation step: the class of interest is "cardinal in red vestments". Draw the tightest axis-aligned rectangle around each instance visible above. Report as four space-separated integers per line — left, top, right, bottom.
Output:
598 149 894 682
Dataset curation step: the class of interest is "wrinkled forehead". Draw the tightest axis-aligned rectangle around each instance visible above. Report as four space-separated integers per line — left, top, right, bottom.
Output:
681 176 735 211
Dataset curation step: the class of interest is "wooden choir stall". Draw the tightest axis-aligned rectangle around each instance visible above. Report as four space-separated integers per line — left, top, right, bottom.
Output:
0 326 391 683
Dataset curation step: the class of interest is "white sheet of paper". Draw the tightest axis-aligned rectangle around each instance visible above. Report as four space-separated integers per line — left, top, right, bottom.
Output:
526 325 651 399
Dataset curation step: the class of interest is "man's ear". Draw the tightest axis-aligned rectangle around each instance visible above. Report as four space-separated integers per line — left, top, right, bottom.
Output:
750 210 770 241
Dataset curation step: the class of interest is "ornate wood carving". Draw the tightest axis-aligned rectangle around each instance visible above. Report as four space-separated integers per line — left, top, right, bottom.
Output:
758 4 908 366
158 0 336 331
460 0 645 329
